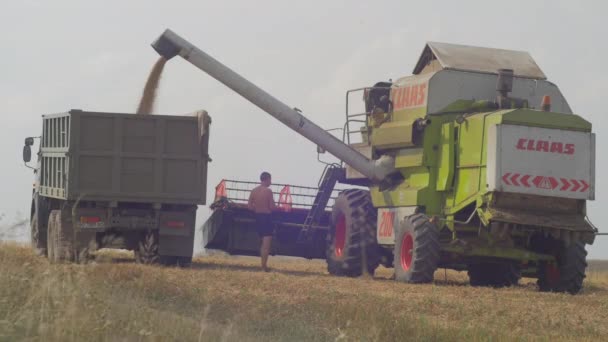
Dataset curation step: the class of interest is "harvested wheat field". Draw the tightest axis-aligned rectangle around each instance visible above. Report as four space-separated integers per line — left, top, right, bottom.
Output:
1 243 607 342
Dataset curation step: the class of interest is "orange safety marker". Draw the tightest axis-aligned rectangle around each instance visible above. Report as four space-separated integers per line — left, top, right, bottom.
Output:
541 95 551 111
215 180 227 201
278 185 293 212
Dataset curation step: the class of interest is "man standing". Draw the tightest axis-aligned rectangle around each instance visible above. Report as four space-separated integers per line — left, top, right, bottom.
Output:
248 172 277 272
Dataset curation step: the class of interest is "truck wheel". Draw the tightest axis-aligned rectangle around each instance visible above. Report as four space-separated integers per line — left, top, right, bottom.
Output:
30 215 47 256
468 262 521 287
326 189 379 277
46 212 57 262
537 242 587 294
135 231 159 265
74 237 96 264
159 255 192 267
393 213 440 283
47 210 75 263
177 256 193 267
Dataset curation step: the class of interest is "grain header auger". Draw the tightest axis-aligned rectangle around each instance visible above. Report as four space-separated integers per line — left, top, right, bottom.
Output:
152 29 598 294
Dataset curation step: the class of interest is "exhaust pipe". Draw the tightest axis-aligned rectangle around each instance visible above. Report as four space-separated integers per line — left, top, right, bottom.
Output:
151 29 399 185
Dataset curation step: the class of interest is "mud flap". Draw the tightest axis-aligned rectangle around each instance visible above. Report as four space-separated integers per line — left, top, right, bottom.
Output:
158 211 195 257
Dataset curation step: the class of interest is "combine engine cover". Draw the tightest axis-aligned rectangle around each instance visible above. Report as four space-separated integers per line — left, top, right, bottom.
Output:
392 41 574 117
487 125 595 200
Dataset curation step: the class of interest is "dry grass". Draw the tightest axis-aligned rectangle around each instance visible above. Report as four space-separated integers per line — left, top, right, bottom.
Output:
1 243 607 342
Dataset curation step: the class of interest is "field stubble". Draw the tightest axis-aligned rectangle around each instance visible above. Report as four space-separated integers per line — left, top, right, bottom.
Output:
1 243 607 342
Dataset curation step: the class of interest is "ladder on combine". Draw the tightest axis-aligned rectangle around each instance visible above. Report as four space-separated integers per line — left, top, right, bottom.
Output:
297 165 344 243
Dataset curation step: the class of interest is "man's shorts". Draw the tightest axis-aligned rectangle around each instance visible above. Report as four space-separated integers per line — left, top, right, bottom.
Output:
255 213 274 237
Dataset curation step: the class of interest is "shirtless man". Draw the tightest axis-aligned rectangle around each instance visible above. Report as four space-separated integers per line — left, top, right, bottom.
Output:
248 172 277 272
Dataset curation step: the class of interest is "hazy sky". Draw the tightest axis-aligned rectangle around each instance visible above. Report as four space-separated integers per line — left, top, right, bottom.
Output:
1 0 607 258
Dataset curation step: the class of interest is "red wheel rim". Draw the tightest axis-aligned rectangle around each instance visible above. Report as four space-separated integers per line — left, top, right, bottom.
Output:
334 215 346 257
546 263 560 285
400 233 414 271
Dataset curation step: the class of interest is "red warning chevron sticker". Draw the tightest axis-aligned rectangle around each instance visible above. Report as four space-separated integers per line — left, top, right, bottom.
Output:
510 173 521 186
580 181 590 192
502 172 512 185
520 175 531 188
501 173 589 193
560 178 571 191
570 179 581 192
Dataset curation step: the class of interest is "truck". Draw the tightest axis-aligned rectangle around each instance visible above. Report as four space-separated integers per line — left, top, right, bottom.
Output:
152 30 598 293
23 109 211 265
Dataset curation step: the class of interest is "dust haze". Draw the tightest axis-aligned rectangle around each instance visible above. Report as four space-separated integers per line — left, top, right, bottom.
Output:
1 0 607 258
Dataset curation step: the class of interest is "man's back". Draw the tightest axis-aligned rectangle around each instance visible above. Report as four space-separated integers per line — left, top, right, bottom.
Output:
248 185 275 214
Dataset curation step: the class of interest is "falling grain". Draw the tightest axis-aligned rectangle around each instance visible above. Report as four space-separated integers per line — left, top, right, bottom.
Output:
136 57 167 115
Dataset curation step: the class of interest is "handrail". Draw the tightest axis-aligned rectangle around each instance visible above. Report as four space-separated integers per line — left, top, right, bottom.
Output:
214 179 345 209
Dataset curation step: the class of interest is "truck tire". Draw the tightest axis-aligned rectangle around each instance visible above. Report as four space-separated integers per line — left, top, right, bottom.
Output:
467 262 521 287
326 189 379 277
537 242 587 294
393 213 440 283
46 212 56 262
47 210 75 263
160 255 192 267
30 215 47 257
135 231 159 265
177 256 193 267
74 236 95 264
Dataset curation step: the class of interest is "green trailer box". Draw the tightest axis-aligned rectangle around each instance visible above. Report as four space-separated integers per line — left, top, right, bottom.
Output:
38 109 210 204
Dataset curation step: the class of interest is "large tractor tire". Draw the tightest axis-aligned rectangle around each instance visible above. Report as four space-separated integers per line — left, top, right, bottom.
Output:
467 262 521 287
393 213 440 283
537 242 587 294
47 210 75 263
135 230 160 265
30 215 47 257
326 189 379 277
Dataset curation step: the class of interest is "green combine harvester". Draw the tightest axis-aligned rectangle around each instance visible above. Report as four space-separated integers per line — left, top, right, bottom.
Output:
152 30 598 294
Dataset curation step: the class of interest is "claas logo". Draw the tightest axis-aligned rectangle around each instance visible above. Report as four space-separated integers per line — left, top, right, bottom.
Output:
516 138 575 155
391 83 427 110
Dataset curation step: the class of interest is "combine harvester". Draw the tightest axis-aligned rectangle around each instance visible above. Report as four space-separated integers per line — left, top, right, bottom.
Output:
152 29 600 293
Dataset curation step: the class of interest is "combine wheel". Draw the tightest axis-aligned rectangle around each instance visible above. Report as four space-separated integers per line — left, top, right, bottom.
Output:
326 189 379 277
467 262 521 287
46 210 75 263
537 242 587 294
135 230 160 265
393 213 440 283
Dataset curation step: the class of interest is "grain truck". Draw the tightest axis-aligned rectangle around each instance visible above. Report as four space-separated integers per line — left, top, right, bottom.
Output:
24 109 211 265
152 29 598 293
